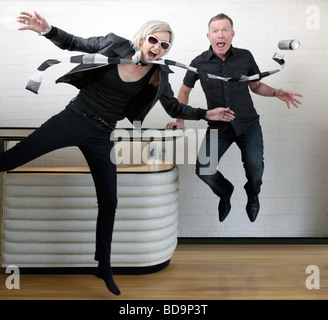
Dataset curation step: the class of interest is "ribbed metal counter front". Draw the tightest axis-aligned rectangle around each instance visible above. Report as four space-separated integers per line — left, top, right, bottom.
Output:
0 128 183 274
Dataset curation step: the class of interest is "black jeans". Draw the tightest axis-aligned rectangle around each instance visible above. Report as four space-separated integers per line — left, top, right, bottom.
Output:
0 100 117 263
196 121 264 198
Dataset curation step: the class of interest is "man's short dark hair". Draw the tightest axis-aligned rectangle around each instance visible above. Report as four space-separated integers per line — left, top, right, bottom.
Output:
208 13 234 30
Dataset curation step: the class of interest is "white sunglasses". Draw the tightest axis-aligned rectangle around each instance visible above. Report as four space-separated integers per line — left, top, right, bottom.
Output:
146 35 171 51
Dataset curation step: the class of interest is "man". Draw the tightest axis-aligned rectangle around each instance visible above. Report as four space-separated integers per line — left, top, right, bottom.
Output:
167 13 302 222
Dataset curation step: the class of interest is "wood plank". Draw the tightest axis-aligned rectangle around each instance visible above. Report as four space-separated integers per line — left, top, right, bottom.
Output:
1 244 327 300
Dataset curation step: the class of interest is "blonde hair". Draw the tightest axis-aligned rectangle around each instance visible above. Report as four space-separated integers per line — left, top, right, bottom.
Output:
130 20 174 54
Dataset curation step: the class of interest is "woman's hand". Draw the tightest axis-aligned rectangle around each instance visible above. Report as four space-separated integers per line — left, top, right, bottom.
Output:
206 107 235 122
166 107 235 128
16 11 50 34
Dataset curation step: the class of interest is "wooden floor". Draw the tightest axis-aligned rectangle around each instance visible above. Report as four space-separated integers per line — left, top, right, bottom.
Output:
1 244 328 300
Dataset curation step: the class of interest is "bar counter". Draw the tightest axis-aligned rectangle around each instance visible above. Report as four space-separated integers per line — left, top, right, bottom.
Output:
0 127 183 274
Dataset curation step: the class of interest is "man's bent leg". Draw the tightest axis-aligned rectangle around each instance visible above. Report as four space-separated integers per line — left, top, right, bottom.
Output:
196 127 234 221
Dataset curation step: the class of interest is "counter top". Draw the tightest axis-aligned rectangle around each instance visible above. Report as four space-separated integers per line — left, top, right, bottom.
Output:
0 127 184 141
9 163 176 174
1 127 182 173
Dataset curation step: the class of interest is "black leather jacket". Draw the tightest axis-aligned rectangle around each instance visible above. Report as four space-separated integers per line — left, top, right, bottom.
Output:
45 27 207 124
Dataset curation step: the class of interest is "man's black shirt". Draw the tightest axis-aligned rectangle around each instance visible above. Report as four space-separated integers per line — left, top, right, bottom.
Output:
183 46 261 135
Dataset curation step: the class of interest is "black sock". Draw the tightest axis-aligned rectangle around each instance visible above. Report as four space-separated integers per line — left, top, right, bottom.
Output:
96 262 120 295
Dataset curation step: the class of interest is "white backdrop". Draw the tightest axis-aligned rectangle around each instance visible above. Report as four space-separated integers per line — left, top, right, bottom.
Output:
0 0 327 237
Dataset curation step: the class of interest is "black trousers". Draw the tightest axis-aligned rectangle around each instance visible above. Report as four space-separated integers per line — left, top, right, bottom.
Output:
0 100 117 263
196 121 264 198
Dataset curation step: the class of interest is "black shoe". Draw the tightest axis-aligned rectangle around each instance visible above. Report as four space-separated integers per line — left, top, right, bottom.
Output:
246 196 260 222
218 186 234 222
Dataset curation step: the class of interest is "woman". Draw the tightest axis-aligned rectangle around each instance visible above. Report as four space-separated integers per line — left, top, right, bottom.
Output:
8 11 235 295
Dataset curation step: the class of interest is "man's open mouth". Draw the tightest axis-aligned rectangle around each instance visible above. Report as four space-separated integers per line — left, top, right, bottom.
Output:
217 42 225 49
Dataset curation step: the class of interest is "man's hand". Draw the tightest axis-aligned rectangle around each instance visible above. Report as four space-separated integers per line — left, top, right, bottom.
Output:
275 89 303 109
166 120 185 129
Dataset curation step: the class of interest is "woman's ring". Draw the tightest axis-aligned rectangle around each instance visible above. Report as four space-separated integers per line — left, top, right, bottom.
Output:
25 20 29 25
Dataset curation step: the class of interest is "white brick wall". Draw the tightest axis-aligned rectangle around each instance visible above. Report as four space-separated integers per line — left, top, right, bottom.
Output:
1 0 327 237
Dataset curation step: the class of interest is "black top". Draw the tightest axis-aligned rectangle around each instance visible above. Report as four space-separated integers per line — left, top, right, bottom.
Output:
76 64 157 122
183 46 260 135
